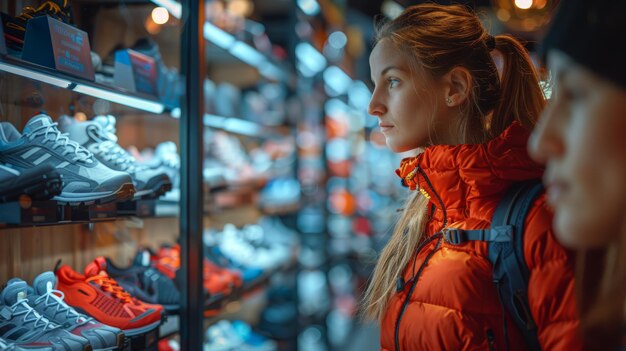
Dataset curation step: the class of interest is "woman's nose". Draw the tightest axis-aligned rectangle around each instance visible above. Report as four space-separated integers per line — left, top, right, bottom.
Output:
528 101 565 164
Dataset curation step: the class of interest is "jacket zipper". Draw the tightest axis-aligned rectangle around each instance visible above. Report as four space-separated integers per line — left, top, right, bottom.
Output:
394 166 449 351
486 329 497 351
417 166 448 229
393 235 442 351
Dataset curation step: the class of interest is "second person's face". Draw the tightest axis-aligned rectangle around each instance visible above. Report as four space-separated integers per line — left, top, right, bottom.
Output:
528 50 626 248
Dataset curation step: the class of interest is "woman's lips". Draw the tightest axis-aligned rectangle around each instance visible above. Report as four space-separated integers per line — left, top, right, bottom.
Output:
545 180 569 206
379 124 394 132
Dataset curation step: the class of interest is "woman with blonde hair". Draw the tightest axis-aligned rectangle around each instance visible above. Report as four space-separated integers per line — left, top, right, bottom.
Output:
529 0 626 349
364 3 580 350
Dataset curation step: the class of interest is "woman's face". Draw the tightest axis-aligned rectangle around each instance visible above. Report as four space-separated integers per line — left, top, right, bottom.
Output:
368 39 450 152
528 50 626 248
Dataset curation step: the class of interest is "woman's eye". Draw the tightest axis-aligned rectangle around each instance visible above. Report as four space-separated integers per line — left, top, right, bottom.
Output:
558 81 587 102
388 78 399 88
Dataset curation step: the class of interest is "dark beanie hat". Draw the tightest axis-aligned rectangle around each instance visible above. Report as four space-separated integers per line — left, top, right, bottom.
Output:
541 0 626 89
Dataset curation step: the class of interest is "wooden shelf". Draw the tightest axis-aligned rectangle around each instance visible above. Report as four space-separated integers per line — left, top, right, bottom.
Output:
0 199 179 228
0 56 166 114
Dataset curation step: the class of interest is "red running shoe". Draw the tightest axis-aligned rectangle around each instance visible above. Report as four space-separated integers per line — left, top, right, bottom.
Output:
56 258 162 336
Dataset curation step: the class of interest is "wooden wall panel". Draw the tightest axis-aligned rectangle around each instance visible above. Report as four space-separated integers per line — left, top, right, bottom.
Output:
0 218 179 284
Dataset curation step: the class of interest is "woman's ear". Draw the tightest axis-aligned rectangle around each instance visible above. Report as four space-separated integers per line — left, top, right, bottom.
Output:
443 66 472 107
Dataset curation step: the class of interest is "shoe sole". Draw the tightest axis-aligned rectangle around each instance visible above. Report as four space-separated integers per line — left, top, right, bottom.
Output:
0 170 62 203
162 303 179 313
83 330 125 351
121 319 162 337
54 183 135 206
134 178 173 200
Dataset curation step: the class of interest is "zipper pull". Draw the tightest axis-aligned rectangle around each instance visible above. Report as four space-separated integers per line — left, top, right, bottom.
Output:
396 277 405 292
486 329 496 351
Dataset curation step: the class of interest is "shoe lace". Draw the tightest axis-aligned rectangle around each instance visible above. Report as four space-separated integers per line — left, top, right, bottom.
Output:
95 140 138 171
36 1 70 22
5 6 36 31
34 289 93 325
27 123 93 163
10 298 59 331
37 1 63 15
86 275 132 303
160 153 180 169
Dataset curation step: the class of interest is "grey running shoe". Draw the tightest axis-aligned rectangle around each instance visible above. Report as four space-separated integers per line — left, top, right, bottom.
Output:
29 272 125 351
0 279 91 350
58 115 171 200
0 163 62 203
0 115 135 205
138 141 180 201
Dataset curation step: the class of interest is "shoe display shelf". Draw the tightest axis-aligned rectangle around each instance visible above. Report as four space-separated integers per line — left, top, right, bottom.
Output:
0 56 167 115
0 0 198 350
0 199 180 227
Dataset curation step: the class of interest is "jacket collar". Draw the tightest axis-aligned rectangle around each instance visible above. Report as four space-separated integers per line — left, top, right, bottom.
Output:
396 122 544 222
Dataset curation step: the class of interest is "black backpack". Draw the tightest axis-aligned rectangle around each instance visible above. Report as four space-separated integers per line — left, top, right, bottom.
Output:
442 180 544 351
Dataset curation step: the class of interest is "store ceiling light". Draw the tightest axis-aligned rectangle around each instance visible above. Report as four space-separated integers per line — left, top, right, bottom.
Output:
0 61 72 89
150 0 181 19
514 0 533 10
73 84 165 114
151 7 170 25
297 0 320 16
151 0 282 81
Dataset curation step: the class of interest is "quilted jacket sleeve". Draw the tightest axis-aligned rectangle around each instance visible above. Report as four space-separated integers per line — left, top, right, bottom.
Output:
524 196 583 350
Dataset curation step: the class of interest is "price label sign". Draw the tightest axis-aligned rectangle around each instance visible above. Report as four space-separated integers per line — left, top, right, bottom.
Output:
22 16 95 81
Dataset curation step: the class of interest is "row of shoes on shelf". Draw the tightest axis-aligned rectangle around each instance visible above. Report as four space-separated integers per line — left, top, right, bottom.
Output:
0 114 173 205
0 113 300 212
0 218 297 350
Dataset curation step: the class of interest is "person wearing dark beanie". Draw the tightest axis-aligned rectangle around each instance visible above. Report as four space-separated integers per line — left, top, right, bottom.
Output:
529 0 626 349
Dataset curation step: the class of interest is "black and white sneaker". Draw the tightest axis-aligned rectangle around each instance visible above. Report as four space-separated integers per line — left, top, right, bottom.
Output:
0 115 135 205
0 163 62 203
59 115 172 200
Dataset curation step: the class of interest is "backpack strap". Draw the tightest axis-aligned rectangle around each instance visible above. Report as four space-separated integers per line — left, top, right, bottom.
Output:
443 180 544 351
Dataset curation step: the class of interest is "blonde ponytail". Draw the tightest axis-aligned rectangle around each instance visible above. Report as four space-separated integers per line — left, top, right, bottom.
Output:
362 192 429 320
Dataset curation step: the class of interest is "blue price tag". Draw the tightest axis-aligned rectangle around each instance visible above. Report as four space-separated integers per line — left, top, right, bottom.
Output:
114 49 158 96
22 16 94 81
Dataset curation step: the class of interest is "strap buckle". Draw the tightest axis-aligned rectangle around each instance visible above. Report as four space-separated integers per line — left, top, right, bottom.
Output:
443 228 465 245
491 226 514 242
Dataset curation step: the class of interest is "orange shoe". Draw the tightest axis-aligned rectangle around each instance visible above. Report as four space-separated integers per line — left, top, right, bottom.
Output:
152 245 236 295
56 259 162 336
84 257 165 315
204 259 242 289
152 245 179 280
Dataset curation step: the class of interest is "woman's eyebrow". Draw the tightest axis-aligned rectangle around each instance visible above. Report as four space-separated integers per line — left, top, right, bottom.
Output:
371 66 403 84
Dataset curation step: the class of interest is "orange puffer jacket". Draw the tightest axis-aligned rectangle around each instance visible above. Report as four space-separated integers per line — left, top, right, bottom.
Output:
380 122 581 351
